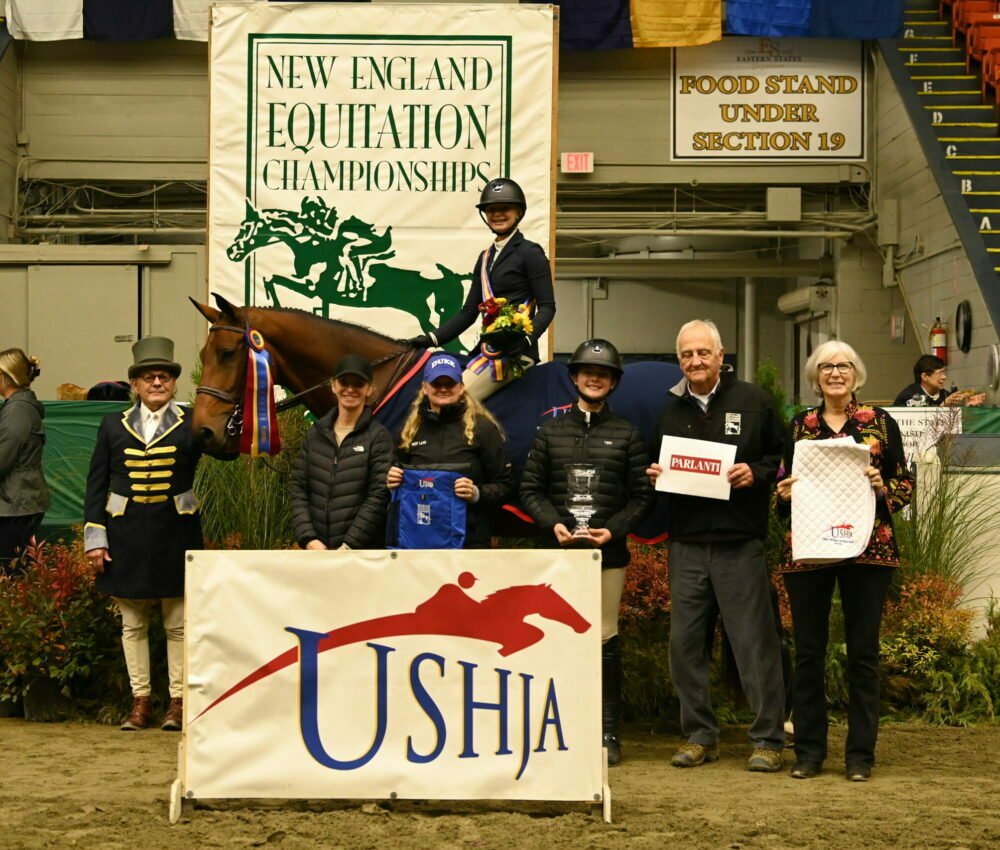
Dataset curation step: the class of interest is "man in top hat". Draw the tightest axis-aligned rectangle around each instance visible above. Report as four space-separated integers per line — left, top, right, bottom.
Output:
84 337 203 732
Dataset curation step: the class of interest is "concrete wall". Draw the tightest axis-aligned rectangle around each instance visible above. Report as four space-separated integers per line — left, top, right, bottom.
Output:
0 43 19 239
873 52 999 401
20 40 207 181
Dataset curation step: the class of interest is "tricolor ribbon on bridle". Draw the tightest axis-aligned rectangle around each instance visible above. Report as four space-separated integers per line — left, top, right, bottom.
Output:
240 328 281 456
467 245 534 382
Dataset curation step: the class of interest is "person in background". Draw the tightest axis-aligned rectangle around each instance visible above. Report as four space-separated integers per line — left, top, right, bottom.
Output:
84 337 202 733
893 354 985 407
776 340 913 782
406 178 556 400
290 355 393 551
646 319 787 773
0 349 50 566
520 339 654 766
387 353 513 548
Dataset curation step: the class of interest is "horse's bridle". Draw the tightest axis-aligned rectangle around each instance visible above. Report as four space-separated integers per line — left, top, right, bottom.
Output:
195 323 247 437
195 320 417 440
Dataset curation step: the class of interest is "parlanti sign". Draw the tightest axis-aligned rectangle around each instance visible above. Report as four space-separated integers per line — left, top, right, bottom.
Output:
672 37 866 161
209 3 555 350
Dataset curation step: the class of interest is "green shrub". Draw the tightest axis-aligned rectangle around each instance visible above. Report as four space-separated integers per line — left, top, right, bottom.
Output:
0 538 127 719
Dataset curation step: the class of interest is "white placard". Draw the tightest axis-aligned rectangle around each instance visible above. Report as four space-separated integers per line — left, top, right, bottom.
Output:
791 437 875 564
656 435 737 500
672 37 866 161
181 549 602 803
884 406 963 466
209 2 555 351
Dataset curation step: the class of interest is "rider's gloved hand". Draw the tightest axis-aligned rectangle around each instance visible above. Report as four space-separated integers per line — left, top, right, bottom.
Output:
505 335 531 358
406 334 433 348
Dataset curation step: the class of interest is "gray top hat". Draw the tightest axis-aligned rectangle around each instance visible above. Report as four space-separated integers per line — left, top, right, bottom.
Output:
128 336 182 380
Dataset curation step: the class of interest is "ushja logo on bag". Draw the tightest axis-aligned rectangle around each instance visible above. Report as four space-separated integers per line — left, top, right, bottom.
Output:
822 523 855 544
669 454 721 475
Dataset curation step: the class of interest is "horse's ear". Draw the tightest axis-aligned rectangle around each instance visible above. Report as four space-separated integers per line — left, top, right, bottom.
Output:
212 293 241 321
190 297 220 323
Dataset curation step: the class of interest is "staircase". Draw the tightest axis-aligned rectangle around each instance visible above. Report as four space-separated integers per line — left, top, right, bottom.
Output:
881 0 1000 332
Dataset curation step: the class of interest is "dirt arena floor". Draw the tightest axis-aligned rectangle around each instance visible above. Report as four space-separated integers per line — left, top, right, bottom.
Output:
2 718 998 850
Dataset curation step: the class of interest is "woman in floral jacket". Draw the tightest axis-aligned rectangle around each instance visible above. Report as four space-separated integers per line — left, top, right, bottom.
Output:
775 340 912 783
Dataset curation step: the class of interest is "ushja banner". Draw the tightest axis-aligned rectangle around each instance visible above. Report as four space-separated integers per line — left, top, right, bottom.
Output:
209 2 556 353
180 549 602 803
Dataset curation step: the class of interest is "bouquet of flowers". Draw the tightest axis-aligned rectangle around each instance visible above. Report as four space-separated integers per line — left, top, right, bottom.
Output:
477 297 534 376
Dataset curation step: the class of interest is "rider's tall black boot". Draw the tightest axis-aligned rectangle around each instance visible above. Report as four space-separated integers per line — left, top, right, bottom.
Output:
602 635 623 766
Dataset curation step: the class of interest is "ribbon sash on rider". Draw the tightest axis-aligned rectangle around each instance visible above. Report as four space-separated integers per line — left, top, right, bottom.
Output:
468 245 534 383
240 328 281 456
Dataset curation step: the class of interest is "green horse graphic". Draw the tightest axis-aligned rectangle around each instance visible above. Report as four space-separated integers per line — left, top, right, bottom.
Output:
226 196 467 342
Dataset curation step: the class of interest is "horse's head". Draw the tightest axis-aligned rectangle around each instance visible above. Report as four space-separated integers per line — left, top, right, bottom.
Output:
226 203 300 261
484 583 592 636
190 294 248 458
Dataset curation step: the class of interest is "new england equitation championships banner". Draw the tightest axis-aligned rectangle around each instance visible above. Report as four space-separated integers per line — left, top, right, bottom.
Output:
180 549 603 803
209 3 556 354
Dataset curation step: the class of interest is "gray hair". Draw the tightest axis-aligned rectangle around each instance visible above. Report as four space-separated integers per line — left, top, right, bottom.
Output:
675 320 724 355
803 340 867 397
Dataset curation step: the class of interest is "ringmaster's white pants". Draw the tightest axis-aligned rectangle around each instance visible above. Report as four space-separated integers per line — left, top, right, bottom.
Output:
114 597 184 699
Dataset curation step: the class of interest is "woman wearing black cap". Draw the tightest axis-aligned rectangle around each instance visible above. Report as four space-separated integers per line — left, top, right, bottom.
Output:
290 355 394 550
519 339 655 766
407 177 556 400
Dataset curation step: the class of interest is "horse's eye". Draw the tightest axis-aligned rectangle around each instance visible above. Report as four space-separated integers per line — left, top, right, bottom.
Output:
218 348 237 363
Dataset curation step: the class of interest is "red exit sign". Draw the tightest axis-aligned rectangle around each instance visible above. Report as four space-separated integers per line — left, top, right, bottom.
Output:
560 152 594 173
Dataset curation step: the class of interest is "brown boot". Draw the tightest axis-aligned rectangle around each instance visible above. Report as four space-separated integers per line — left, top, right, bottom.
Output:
121 695 153 731
160 697 183 731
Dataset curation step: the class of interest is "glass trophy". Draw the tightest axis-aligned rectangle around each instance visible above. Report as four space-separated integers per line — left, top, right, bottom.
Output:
566 464 600 539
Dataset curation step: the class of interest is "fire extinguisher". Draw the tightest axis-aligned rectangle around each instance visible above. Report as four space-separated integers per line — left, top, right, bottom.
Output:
930 316 947 363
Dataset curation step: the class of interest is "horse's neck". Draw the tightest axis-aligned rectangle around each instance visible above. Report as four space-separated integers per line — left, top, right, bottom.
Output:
248 309 401 398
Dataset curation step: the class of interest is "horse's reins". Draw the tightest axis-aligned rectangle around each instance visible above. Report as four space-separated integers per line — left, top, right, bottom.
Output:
196 321 419 434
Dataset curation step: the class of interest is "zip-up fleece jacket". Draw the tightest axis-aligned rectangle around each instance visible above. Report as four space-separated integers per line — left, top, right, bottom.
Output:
654 369 785 541
395 400 513 549
291 407 394 549
0 389 50 517
520 403 654 568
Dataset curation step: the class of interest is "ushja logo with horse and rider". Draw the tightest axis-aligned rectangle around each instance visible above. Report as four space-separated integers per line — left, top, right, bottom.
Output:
190 571 592 781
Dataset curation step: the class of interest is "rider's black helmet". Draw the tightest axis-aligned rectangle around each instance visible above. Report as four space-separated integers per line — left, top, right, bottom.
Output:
568 339 624 378
476 178 527 214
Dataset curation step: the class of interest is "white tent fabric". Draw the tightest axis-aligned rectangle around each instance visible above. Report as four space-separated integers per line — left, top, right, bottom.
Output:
7 0 84 41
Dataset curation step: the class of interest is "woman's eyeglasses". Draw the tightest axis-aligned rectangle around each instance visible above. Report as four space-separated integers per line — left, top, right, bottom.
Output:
818 362 854 375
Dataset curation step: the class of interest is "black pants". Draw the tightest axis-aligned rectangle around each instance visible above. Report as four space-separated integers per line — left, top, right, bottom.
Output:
783 563 894 767
0 513 43 564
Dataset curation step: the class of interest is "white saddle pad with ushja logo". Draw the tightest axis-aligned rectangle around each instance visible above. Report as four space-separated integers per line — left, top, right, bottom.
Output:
791 437 875 564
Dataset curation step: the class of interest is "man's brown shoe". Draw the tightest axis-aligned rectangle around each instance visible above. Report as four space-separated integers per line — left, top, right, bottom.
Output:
748 747 783 772
121 696 153 731
160 697 183 731
671 742 719 767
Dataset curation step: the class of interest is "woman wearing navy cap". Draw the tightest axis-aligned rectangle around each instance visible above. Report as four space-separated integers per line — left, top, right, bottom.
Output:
387 353 513 548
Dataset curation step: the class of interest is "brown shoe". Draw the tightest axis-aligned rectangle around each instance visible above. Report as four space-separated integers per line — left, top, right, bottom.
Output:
160 697 183 731
121 695 153 731
671 742 720 767
748 747 783 772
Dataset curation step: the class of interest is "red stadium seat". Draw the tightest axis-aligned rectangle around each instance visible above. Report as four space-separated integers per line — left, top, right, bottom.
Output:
981 36 1000 101
955 0 999 46
967 19 1000 70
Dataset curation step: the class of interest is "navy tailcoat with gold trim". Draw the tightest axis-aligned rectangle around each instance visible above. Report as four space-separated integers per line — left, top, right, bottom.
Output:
84 402 203 599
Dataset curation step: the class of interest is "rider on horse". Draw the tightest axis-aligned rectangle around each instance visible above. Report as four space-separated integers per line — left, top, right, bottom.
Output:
407 178 556 401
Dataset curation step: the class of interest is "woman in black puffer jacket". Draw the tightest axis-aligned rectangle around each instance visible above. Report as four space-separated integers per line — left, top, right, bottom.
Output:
387 353 513 549
520 339 654 767
290 355 394 550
